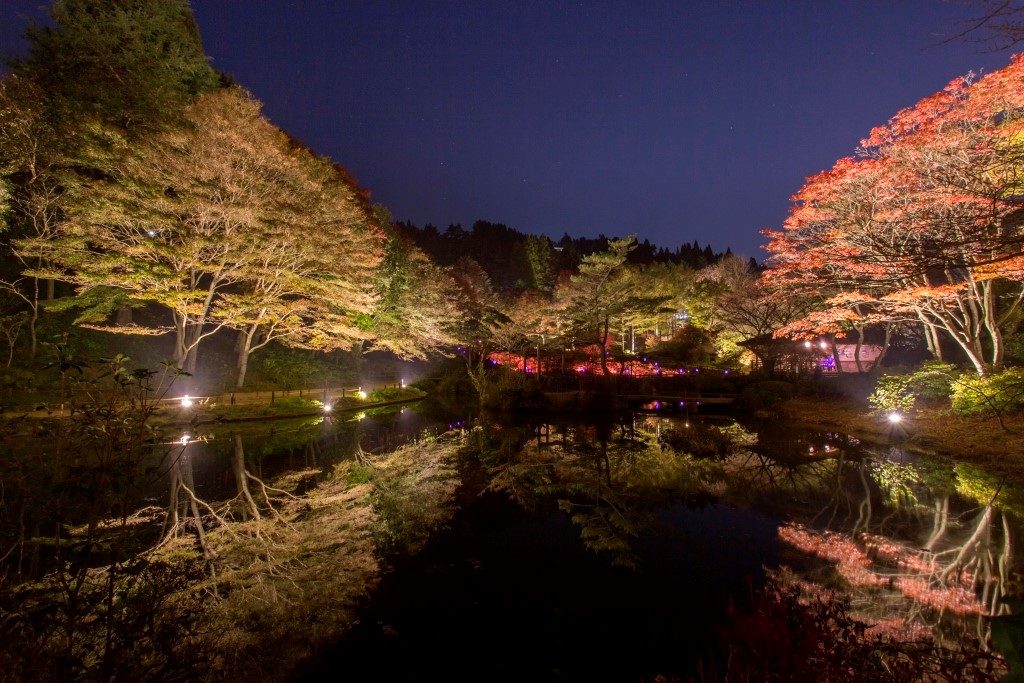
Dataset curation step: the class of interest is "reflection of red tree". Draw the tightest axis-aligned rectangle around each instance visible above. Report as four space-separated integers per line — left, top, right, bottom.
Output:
778 523 986 615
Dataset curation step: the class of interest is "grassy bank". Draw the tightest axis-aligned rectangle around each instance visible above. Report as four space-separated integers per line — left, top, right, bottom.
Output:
782 395 1024 480
144 387 425 426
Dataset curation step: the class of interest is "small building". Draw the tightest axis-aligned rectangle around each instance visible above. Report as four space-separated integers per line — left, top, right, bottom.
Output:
823 343 883 374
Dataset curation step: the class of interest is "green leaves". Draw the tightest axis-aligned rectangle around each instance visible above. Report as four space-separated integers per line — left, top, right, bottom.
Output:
19 0 219 129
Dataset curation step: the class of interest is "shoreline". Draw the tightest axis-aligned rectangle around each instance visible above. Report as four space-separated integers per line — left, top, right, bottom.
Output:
781 395 1024 481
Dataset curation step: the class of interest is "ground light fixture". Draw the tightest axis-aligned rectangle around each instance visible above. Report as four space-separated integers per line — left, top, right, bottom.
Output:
887 412 903 424
357 390 367 400
180 395 194 408
180 434 190 446
323 403 332 413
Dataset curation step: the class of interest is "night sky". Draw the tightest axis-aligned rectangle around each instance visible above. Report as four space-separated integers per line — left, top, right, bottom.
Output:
0 1 1018 256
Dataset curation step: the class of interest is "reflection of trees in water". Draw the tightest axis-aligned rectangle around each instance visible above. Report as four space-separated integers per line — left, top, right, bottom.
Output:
724 448 842 509
744 440 1021 648
452 414 1023 663
478 417 720 568
159 426 359 556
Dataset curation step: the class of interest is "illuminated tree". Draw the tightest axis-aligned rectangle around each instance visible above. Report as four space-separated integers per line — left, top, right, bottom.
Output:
0 0 220 364
523 234 556 292
697 256 816 369
223 153 383 386
553 236 675 375
766 55 1024 375
0 75 72 360
26 88 382 375
362 217 465 360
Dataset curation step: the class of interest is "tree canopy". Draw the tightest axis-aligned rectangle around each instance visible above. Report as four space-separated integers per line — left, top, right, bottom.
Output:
766 54 1024 375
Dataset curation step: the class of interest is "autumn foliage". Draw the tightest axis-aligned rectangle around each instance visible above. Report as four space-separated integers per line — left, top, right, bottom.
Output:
766 54 1024 375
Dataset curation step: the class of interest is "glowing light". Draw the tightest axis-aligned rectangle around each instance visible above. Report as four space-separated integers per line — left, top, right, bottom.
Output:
356 412 366 421
179 434 190 446
804 340 812 349
357 390 367 400
887 412 903 424
180 395 193 408
820 341 828 349
400 379 405 388
323 403 332 413
147 229 157 237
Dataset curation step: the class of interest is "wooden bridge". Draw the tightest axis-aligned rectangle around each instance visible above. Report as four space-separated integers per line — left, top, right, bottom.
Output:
625 392 738 407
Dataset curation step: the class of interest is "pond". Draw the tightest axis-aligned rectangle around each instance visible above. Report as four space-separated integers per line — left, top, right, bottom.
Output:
7 400 1017 679
164 402 1019 680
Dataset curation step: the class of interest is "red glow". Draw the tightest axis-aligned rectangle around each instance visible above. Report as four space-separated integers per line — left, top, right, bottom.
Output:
778 523 986 615
487 351 714 377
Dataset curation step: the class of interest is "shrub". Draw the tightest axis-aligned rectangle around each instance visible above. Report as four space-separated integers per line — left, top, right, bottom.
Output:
868 362 958 413
368 386 425 403
868 374 917 413
909 362 958 404
951 368 1024 417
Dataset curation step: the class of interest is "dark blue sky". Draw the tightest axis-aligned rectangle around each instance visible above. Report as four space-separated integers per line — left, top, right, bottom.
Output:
1 1 1017 256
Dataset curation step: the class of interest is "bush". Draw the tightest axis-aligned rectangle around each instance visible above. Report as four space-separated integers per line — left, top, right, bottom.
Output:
368 386 425 403
868 374 916 413
869 362 958 413
951 368 1024 417
739 381 794 412
909 362 958 404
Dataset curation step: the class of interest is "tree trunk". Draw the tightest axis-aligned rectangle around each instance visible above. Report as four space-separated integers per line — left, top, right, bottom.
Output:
829 335 843 376
27 277 39 362
924 322 939 360
600 315 611 377
184 328 200 373
173 314 188 369
235 327 258 389
983 282 1003 370
351 340 365 382
875 323 893 370
854 325 864 373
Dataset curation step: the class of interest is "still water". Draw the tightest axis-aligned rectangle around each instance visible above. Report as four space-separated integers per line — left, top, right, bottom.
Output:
170 403 1020 680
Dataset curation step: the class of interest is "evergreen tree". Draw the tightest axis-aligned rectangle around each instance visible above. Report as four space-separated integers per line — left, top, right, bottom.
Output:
16 0 219 130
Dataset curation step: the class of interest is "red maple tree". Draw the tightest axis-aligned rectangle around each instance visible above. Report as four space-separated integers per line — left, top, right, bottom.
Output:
766 54 1024 375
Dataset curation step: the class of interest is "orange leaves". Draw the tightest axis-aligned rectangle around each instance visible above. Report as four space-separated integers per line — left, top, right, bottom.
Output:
767 52 1024 347
975 253 1024 280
